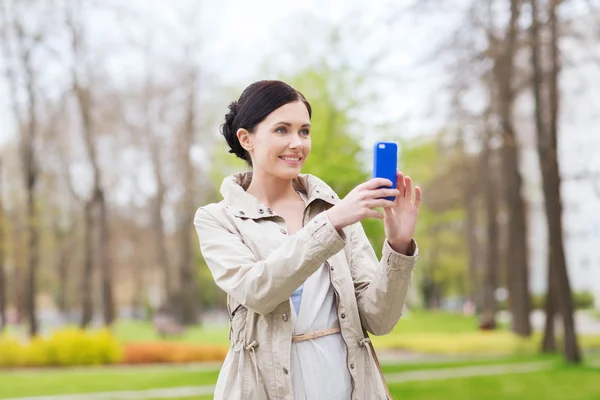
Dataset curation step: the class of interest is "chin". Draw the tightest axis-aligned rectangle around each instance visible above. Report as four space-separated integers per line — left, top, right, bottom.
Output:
274 168 302 180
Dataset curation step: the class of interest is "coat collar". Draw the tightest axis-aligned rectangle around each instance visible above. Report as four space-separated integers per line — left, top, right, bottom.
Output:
220 172 339 219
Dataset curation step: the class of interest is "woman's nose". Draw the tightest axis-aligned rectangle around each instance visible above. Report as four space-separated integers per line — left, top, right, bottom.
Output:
289 135 303 148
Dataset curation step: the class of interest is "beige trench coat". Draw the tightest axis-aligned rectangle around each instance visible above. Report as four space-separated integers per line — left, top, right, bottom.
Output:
194 172 418 400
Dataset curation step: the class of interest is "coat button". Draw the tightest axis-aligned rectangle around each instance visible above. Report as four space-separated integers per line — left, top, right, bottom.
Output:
239 211 245 216
350 364 354 369
283 367 289 374
267 208 273 214
341 313 346 319
280 229 286 235
258 209 264 214
282 313 288 322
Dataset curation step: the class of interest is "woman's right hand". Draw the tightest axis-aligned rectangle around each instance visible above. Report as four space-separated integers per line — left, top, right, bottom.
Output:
326 178 399 230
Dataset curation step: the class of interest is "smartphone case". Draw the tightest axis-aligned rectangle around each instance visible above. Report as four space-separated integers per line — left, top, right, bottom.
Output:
373 141 398 201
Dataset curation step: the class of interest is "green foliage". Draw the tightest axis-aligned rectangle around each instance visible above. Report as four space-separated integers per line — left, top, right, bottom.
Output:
287 67 369 196
399 137 470 301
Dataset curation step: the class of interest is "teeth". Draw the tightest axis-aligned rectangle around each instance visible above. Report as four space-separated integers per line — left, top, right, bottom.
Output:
281 157 300 161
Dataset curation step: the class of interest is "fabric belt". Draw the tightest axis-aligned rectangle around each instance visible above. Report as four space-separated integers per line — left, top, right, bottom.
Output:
291 327 341 342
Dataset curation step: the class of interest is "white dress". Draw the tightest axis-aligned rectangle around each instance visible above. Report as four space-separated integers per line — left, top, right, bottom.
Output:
289 261 352 400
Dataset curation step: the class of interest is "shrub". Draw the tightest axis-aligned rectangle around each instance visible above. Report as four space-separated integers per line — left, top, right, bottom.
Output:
0 327 123 368
0 337 25 367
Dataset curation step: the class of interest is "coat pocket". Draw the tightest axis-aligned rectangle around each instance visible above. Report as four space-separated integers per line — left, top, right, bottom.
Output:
229 303 248 348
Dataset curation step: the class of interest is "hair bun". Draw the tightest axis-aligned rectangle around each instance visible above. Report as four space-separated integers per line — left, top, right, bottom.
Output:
221 101 246 158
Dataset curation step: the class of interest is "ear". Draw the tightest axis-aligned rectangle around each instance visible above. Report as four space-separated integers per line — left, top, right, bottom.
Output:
236 128 253 152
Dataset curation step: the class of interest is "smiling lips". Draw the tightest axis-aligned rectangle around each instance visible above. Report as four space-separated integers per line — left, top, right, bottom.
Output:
279 155 302 165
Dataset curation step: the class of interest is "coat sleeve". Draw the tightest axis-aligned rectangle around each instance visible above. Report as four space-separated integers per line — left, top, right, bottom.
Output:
194 207 346 315
347 221 418 335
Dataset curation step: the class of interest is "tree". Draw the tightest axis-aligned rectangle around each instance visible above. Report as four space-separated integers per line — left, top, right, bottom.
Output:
0 0 47 336
530 0 581 362
66 2 115 327
176 63 201 325
0 159 5 332
479 114 501 329
490 0 532 336
399 137 470 308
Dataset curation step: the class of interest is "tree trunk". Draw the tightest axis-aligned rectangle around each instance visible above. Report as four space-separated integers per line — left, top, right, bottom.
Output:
178 71 200 325
148 130 172 309
495 0 532 337
80 200 94 328
479 132 500 330
23 49 40 338
128 221 146 319
0 160 6 332
545 0 580 363
68 4 115 328
465 189 480 310
25 157 39 337
98 190 115 326
53 221 69 317
530 0 557 354
541 265 558 352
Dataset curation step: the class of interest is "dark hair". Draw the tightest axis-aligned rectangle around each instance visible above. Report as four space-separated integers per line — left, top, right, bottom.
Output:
221 80 312 166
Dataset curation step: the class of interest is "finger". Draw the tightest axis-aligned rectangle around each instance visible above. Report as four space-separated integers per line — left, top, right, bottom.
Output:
405 176 413 201
366 198 396 209
414 186 422 208
364 209 384 220
364 188 400 200
396 171 406 200
363 178 394 190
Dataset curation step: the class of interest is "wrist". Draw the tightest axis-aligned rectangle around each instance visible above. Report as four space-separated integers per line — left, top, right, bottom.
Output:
326 208 343 231
388 237 412 255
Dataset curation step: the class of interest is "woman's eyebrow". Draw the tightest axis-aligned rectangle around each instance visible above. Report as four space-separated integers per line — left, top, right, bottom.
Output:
271 121 311 127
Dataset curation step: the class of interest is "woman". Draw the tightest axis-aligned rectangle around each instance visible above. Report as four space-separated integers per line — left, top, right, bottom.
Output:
194 80 421 400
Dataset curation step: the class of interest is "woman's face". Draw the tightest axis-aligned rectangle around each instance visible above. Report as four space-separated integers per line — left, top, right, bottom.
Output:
238 101 312 180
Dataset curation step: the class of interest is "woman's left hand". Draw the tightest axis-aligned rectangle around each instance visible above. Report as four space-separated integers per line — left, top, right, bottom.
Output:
383 171 421 255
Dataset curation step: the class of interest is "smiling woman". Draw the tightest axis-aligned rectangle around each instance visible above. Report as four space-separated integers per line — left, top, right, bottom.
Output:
194 79 422 400
221 80 312 171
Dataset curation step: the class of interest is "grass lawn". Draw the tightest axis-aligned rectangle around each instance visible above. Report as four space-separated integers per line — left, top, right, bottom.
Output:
1 354 598 399
120 366 600 400
0 366 219 398
388 365 600 399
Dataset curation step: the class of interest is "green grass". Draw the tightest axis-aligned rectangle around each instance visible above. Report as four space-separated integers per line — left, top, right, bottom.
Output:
391 310 489 334
0 366 219 398
388 365 600 399
1 354 598 398
379 353 560 374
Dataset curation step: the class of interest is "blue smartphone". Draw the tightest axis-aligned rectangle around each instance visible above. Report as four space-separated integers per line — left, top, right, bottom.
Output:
373 141 398 201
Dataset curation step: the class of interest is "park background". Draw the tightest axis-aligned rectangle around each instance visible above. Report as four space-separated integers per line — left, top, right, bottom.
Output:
1 0 600 399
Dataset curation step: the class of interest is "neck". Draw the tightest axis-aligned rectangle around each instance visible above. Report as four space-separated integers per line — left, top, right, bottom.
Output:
246 169 298 207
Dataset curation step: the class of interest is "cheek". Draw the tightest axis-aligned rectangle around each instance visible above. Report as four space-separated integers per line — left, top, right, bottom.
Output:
304 140 312 155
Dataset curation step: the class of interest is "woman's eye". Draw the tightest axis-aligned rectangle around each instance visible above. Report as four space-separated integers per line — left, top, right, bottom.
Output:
276 127 287 134
300 129 310 136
